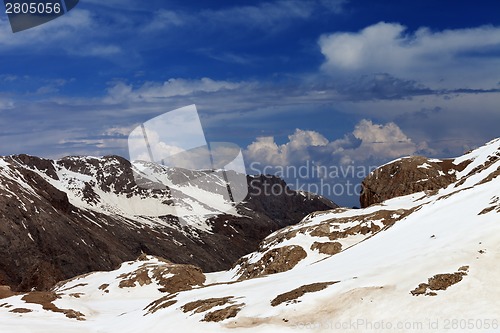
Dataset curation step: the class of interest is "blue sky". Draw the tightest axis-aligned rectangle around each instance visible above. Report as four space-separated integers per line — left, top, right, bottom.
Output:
1 0 500 206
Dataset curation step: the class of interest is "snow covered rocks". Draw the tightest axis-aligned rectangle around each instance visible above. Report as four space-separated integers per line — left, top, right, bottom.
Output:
0 138 499 332
411 266 469 296
360 156 470 207
0 154 336 292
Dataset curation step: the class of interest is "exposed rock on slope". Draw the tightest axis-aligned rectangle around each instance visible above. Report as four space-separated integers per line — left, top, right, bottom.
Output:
230 207 411 281
0 138 500 332
360 155 470 207
0 155 336 292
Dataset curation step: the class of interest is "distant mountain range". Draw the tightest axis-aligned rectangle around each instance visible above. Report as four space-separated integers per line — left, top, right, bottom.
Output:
1 138 499 332
0 154 336 292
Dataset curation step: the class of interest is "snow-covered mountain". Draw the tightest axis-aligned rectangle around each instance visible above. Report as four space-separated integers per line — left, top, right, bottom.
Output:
1 138 499 332
0 154 336 292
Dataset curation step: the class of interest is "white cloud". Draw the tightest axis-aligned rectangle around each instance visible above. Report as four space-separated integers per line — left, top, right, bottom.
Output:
141 10 185 32
0 10 94 47
0 75 18 82
319 0 347 13
35 79 68 95
103 126 134 137
340 119 417 164
128 126 180 161
0 10 127 60
82 0 137 9
81 45 122 57
0 1 345 60
0 97 14 110
333 90 500 152
246 129 330 166
105 78 243 104
246 136 282 165
245 120 417 167
319 22 500 88
138 1 347 34
243 120 421 207
202 1 314 29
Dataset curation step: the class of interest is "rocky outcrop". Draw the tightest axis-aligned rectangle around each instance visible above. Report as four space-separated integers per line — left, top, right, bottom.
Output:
360 156 470 208
235 245 307 280
0 155 337 292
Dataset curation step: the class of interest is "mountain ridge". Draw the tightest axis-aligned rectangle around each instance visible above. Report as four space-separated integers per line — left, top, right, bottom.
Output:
1 138 499 332
0 154 337 292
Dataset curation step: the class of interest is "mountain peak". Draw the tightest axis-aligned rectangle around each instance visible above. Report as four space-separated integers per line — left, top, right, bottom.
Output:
1 138 499 331
0 154 336 292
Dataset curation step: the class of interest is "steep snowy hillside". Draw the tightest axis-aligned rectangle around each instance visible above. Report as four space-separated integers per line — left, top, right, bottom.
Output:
0 154 336 292
1 138 499 332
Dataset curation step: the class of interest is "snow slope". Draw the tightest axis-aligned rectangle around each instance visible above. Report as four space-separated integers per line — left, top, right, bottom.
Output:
1 139 499 332
45 156 243 231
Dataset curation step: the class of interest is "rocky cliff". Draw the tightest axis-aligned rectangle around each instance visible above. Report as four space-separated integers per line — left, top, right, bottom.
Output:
0 154 336 292
360 155 471 207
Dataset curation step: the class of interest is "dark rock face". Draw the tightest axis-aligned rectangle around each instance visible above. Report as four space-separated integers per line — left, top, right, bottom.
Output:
246 175 337 228
205 175 338 269
0 155 336 292
10 154 59 180
360 156 470 208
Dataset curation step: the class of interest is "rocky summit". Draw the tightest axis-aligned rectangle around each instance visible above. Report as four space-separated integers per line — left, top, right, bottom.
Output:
1 138 500 333
0 154 336 292
360 155 473 207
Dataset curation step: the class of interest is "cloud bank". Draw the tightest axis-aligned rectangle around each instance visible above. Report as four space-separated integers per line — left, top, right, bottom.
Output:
319 22 500 88
245 119 418 168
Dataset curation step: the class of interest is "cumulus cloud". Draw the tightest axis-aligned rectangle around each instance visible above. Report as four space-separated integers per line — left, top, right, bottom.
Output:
246 137 282 165
130 132 186 163
245 119 418 168
319 22 500 88
244 119 423 206
343 119 416 163
246 130 329 166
